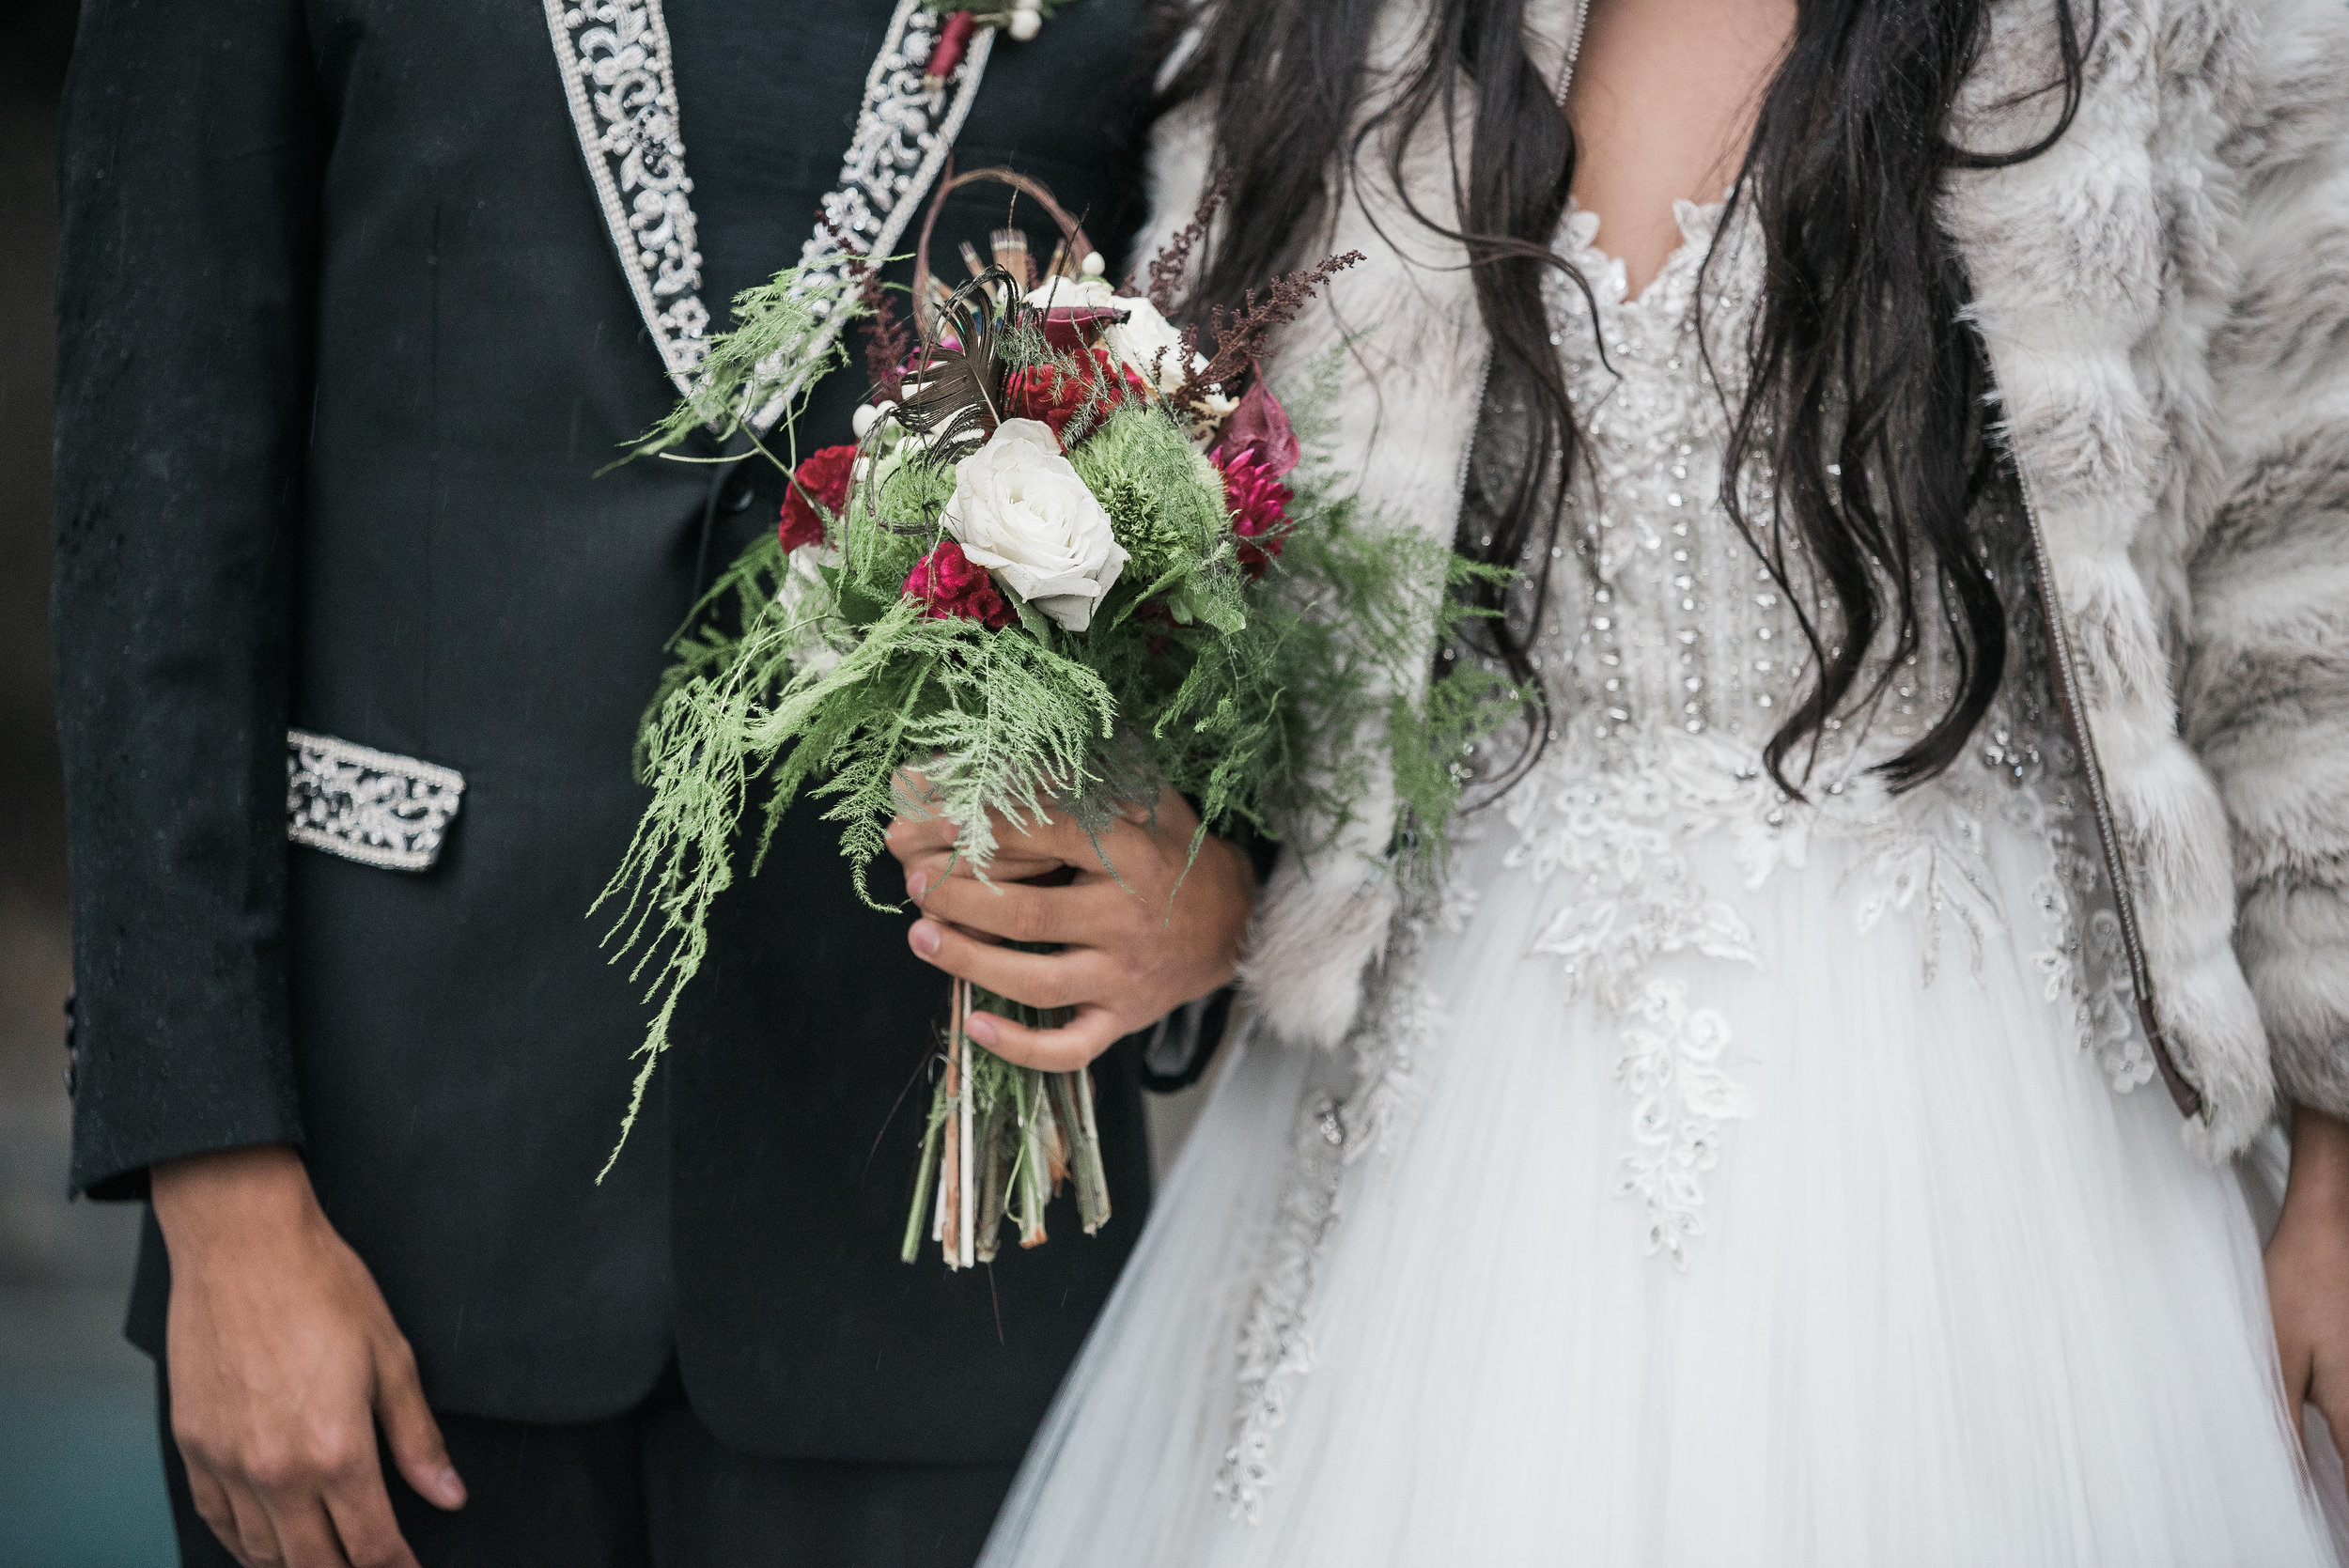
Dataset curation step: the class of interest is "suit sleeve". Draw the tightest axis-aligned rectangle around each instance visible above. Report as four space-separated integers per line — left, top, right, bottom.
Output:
2182 0 2349 1122
53 0 324 1198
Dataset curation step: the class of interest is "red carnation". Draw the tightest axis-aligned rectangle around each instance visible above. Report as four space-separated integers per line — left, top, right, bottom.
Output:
904 539 1014 629
780 444 858 552
1003 348 1150 448
1212 445 1293 580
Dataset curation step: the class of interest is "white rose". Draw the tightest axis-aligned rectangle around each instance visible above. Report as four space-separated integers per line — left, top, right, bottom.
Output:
941 419 1128 631
1024 277 1206 396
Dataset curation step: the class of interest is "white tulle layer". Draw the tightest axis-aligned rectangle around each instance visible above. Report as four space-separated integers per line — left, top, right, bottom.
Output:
984 814 2347 1567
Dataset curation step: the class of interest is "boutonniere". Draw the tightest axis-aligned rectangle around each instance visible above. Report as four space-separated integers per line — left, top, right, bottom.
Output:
923 0 1071 87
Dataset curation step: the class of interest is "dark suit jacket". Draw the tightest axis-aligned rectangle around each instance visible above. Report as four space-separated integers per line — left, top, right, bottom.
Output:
54 0 1162 1464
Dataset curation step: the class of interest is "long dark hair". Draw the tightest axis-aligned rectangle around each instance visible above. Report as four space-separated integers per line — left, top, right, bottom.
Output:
1156 0 2092 792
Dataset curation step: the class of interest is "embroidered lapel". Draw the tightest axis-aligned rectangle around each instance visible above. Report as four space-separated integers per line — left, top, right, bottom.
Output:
545 0 996 412
545 0 709 390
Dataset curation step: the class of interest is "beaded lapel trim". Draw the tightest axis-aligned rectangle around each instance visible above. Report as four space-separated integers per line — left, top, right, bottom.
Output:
543 0 995 411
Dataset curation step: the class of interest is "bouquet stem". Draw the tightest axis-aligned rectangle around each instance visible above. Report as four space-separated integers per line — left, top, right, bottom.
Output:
1048 1067 1112 1236
909 975 1112 1269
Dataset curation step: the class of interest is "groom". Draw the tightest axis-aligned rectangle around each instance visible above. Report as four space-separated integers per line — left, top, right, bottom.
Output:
53 0 1249 1563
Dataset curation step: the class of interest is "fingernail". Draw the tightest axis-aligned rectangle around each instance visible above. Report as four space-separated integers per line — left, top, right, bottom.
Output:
434 1466 467 1507
910 920 941 958
906 871 928 902
964 1012 998 1047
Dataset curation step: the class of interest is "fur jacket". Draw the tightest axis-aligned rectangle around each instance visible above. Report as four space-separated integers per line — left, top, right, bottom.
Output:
1144 0 2349 1158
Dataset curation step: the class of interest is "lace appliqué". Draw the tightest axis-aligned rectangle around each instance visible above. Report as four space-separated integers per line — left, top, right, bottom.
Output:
1501 720 2148 1267
1217 905 1439 1522
286 731 466 872
2005 766 2153 1092
1983 679 2154 1095
543 0 992 405
1614 979 1749 1265
1502 727 2015 1265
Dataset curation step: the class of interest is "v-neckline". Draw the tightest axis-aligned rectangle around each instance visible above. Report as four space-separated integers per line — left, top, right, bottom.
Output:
1561 192 1732 311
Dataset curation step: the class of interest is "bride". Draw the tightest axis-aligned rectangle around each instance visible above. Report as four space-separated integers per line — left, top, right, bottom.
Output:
895 0 2349 1560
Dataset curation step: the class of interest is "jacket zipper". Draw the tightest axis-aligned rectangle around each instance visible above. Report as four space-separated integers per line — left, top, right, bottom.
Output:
2004 448 2205 1120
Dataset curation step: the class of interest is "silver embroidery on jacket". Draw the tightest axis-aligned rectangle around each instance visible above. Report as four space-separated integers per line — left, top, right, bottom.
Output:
750 3 995 430
543 0 995 410
545 0 708 386
286 731 466 873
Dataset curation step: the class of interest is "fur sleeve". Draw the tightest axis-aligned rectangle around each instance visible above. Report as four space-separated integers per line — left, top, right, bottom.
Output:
1131 1 1493 1049
2182 0 2349 1119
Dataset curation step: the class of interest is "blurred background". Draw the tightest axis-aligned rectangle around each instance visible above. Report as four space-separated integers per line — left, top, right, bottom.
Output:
3 2 182 1560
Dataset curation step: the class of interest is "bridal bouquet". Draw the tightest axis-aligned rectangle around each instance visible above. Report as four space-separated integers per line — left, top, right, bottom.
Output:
601 180 1510 1267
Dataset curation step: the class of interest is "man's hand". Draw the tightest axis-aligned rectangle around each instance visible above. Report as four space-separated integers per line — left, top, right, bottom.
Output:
152 1145 465 1568
883 788 1254 1071
2269 1104 2349 1460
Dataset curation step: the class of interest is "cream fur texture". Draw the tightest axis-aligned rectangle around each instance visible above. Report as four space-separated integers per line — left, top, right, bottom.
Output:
1150 0 2349 1154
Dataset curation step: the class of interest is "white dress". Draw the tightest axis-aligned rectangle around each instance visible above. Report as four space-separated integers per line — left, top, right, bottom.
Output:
980 200 2347 1567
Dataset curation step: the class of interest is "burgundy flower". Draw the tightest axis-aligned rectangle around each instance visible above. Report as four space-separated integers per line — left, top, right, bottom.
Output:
903 538 1014 629
1218 380 1299 478
1003 348 1150 448
780 444 858 552
1212 446 1294 580
1035 303 1129 355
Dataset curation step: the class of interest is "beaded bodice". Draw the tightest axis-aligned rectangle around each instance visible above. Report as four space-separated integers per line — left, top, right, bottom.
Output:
1436 194 2155 1264
1471 196 1957 770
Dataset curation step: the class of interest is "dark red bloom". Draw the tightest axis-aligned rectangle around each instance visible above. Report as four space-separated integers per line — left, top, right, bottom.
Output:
1002 348 1149 447
1212 445 1293 580
904 539 1013 629
779 444 857 552
1219 380 1300 478
1035 303 1129 354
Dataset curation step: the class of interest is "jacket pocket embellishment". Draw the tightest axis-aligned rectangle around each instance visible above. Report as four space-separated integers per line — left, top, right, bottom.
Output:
285 730 466 872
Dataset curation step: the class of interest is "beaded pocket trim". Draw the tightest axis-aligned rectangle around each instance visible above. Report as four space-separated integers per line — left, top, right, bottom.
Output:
286 731 467 873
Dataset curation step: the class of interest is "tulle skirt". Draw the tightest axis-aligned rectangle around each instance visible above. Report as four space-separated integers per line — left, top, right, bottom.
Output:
982 789 2346 1566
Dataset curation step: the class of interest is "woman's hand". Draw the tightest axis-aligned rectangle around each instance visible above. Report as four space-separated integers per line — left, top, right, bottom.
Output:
2268 1103 2349 1456
883 788 1254 1071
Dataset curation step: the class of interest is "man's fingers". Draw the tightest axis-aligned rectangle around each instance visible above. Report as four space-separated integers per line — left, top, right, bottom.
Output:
915 873 1129 949
883 808 957 863
374 1339 464 1512
320 1447 422 1568
901 847 1066 898
251 1488 347 1568
998 808 1115 867
887 801 1144 881
185 1464 263 1568
908 918 1111 1011
964 1003 1128 1073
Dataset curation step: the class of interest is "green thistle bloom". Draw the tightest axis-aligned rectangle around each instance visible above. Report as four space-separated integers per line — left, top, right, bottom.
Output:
1098 474 1184 580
